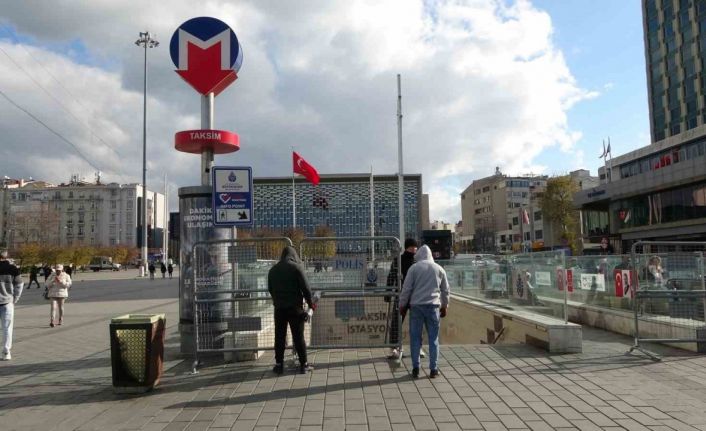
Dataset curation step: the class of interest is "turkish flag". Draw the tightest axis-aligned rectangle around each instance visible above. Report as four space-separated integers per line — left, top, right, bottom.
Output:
293 151 320 185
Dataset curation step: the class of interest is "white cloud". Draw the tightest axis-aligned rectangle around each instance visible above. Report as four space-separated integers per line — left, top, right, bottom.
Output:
0 0 594 224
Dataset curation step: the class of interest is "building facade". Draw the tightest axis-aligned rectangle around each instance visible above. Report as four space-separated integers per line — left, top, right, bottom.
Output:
4 176 166 251
572 1 706 251
460 168 549 253
251 174 423 240
643 0 706 142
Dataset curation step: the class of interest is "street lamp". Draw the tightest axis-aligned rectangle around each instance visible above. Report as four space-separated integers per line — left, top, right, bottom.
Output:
135 31 159 276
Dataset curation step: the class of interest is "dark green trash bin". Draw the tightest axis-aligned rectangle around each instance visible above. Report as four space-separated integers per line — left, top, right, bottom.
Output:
110 314 166 393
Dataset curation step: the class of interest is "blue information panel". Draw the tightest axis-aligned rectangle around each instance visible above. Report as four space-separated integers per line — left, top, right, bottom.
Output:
212 166 253 226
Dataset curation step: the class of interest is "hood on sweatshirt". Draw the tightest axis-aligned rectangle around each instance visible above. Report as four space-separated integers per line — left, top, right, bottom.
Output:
280 246 300 263
414 245 434 263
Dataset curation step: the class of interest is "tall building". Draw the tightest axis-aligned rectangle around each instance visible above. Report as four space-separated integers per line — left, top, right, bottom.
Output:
573 2 706 251
4 175 166 251
644 0 706 142
251 174 422 240
460 168 548 253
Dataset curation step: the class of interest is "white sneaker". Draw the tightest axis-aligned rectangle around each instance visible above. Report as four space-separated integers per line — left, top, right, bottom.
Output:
387 348 400 360
420 349 426 359
1 352 10 361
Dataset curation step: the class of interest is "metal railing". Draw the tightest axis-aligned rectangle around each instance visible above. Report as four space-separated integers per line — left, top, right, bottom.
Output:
629 241 706 360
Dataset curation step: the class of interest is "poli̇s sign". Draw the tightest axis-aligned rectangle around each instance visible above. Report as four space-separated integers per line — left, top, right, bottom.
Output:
170 17 243 95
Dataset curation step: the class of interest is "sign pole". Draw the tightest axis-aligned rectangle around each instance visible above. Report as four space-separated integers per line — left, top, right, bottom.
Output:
201 93 215 186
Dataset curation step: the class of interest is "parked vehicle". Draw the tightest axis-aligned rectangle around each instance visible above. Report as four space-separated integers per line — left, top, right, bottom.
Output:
88 256 120 271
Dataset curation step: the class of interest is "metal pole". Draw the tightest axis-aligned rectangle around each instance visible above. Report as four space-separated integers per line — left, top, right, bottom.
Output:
397 74 404 243
201 93 214 186
292 174 296 228
370 166 375 261
164 173 168 262
141 38 148 276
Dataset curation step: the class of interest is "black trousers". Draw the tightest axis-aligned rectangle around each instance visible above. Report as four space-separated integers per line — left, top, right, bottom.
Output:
389 298 401 345
28 277 40 288
274 306 307 365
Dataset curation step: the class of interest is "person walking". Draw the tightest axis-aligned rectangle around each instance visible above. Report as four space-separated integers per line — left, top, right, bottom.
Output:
28 265 41 289
0 251 23 360
148 262 156 280
399 245 450 379
167 262 174 279
42 265 52 285
65 264 73 278
386 238 418 359
46 264 71 327
160 262 167 279
268 246 314 375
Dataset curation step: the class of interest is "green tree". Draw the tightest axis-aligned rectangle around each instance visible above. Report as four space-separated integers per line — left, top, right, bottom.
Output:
538 176 580 253
15 243 41 268
68 244 95 268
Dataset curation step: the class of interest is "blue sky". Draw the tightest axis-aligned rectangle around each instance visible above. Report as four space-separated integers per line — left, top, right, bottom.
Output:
533 0 649 176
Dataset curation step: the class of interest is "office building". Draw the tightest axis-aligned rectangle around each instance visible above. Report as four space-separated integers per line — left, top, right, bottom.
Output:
460 168 548 252
573 1 706 251
251 174 422 240
4 175 166 250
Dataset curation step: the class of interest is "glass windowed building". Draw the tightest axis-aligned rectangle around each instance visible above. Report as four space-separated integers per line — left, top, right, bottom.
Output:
573 1 706 251
251 174 423 240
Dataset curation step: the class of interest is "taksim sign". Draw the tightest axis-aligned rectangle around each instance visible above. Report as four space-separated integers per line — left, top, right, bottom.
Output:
170 17 243 95
175 129 240 154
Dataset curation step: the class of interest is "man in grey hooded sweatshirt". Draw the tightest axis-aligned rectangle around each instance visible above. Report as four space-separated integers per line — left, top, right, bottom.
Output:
399 245 449 378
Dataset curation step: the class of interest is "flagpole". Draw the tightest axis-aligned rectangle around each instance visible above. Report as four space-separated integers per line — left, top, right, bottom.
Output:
292 148 296 228
397 74 405 244
370 165 375 260
607 137 612 183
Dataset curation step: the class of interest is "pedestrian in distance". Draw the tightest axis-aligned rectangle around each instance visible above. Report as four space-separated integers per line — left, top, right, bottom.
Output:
167 262 174 278
28 265 41 289
160 261 167 279
65 263 73 278
399 245 450 379
148 262 156 280
385 238 418 360
42 265 52 285
268 246 315 375
46 264 71 327
0 250 23 360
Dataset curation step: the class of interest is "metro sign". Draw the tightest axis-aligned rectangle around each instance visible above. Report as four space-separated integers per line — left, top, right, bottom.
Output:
170 17 243 95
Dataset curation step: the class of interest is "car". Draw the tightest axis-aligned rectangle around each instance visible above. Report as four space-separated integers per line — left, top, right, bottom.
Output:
88 256 120 272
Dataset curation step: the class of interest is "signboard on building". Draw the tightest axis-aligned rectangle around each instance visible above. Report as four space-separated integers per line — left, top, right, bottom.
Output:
212 166 253 226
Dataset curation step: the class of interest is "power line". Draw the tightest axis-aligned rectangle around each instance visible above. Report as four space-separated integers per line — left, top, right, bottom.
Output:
0 41 127 164
0 87 101 171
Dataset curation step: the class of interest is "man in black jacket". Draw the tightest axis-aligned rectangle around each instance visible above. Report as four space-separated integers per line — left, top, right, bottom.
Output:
386 238 418 359
268 246 314 374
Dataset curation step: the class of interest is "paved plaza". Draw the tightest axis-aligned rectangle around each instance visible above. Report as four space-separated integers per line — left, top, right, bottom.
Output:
1 276 706 431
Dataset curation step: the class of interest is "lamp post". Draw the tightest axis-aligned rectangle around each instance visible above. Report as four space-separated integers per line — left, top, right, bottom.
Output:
135 31 159 276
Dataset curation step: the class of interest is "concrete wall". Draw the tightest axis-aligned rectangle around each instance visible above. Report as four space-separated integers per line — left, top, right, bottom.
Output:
439 295 582 353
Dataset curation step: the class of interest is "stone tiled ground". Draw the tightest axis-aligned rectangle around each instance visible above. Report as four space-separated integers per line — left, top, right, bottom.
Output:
1 276 706 430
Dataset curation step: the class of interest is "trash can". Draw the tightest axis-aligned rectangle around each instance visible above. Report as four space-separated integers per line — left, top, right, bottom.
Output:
110 314 166 393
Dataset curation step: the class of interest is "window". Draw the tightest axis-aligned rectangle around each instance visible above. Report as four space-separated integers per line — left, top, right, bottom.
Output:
111 201 117 209
535 230 543 240
524 232 530 241
110 213 116 222
500 235 506 243
534 211 542 221
512 217 519 226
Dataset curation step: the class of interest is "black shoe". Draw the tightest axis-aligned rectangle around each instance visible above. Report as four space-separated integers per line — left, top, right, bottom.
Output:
429 369 440 379
412 367 419 379
299 363 313 374
272 364 283 375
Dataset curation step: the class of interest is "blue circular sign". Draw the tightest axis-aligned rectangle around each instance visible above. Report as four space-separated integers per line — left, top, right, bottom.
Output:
170 16 243 72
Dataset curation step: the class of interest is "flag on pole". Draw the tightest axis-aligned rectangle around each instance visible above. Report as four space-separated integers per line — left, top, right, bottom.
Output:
293 151 320 185
522 208 530 225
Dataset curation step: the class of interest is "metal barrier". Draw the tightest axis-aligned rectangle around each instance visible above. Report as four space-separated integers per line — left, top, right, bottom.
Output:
629 241 706 360
192 237 292 371
191 236 402 371
299 236 402 350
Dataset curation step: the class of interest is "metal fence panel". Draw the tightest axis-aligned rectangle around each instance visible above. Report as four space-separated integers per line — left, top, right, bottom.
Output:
300 236 402 349
192 237 293 362
629 241 706 359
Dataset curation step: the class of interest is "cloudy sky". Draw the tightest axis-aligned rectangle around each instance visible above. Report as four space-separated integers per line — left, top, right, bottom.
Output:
0 0 646 223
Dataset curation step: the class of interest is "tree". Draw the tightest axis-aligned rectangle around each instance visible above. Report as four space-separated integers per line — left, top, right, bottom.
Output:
15 243 41 267
282 227 306 253
38 245 69 266
538 176 580 253
301 225 337 259
68 244 95 268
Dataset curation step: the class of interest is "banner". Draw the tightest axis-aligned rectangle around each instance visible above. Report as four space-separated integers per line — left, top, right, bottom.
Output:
580 273 606 292
614 269 635 298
